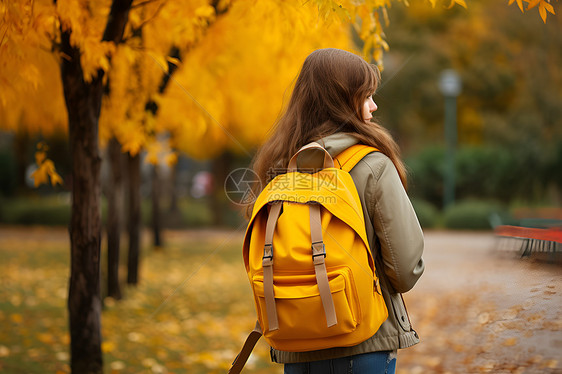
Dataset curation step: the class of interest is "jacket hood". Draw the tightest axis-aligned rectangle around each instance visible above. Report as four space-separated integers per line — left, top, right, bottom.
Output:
319 132 360 157
296 133 360 169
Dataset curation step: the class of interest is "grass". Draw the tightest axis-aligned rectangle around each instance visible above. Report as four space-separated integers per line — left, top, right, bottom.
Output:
0 227 279 374
3 227 560 373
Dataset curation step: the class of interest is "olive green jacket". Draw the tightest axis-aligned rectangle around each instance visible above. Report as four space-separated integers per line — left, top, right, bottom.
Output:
271 132 425 363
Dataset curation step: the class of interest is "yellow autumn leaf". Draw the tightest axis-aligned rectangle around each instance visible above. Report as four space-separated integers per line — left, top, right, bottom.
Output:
543 1 556 15
454 0 467 8
31 163 49 187
166 56 181 67
538 0 555 23
120 122 146 156
333 4 351 23
509 0 525 12
526 0 541 10
81 40 117 82
0 345 9 357
35 150 46 165
542 360 559 369
447 0 467 9
478 312 490 324
165 152 178 166
145 139 164 165
141 358 156 367
110 360 126 371
31 146 63 187
503 337 518 346
128 8 142 29
101 341 115 353
146 151 159 165
43 159 63 186
195 5 216 20
539 3 548 21
99 54 111 74
127 332 145 342
37 333 54 344
50 170 64 186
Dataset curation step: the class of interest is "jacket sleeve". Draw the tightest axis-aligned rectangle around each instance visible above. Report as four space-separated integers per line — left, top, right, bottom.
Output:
364 154 425 293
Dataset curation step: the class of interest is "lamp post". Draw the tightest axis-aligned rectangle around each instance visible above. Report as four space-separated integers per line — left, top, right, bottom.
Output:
439 69 461 209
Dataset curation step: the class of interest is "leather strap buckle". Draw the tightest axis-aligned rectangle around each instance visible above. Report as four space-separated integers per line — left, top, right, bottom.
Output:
262 244 273 266
311 241 326 263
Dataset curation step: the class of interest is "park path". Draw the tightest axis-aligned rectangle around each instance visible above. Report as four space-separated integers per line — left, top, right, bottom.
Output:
398 231 562 374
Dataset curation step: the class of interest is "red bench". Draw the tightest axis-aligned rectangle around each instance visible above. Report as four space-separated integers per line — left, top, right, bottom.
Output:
495 225 562 257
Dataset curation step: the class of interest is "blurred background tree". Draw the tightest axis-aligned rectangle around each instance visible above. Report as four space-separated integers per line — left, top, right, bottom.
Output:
376 0 561 223
2 0 558 226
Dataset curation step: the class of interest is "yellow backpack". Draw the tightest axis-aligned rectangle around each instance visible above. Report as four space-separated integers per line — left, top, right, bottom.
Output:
229 142 388 373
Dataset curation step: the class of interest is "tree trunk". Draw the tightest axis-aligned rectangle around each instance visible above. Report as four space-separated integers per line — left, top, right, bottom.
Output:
60 32 104 374
106 137 123 300
151 164 162 248
127 152 141 285
210 152 231 226
169 161 179 213
59 1 132 372
13 129 29 191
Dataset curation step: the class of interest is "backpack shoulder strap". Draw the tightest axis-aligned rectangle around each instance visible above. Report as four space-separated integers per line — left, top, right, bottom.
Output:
229 321 262 374
334 144 379 172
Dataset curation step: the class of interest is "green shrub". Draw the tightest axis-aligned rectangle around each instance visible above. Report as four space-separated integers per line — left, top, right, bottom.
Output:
406 145 555 208
179 199 214 227
455 146 519 203
0 195 239 228
406 147 445 208
411 198 440 229
140 198 227 228
0 195 71 226
443 200 505 230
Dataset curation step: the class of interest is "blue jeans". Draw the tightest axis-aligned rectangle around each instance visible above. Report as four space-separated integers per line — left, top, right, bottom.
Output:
284 351 396 374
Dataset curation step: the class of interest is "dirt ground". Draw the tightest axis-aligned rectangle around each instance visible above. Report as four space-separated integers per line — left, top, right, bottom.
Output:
397 231 562 374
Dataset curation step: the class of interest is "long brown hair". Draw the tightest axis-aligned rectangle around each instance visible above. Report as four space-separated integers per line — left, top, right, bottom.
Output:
250 48 406 209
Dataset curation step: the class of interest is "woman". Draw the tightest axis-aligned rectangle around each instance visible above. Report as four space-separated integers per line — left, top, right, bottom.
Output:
250 48 425 373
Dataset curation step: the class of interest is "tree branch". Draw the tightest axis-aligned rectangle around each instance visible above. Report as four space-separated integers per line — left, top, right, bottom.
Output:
131 0 163 9
129 1 166 35
0 26 8 48
102 0 135 44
